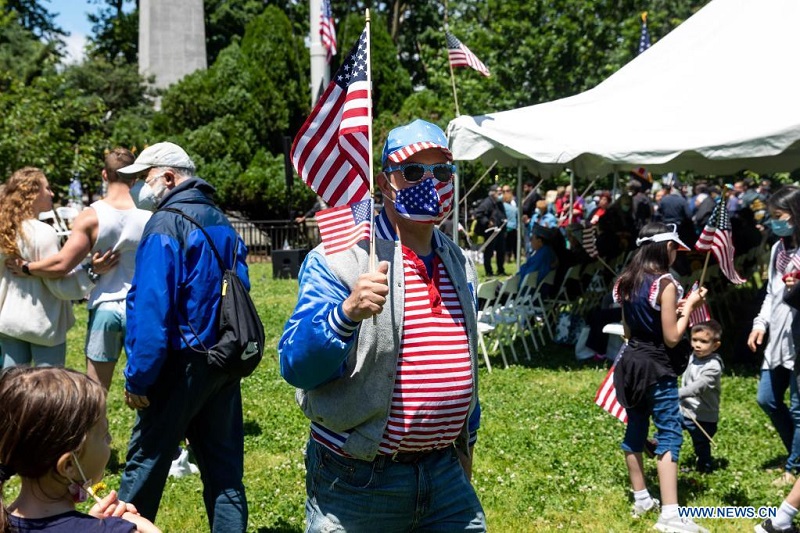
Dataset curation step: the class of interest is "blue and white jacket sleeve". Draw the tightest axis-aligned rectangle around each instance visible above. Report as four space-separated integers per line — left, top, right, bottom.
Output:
124 234 181 395
278 251 359 390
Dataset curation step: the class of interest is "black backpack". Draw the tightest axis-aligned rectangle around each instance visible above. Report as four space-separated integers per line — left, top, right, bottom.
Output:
161 207 265 378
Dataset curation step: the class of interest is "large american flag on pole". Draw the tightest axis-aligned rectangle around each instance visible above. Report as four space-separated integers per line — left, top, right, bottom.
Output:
320 0 337 62
316 199 372 255
638 12 651 54
446 32 490 77
595 365 627 423
695 200 746 284
291 28 370 208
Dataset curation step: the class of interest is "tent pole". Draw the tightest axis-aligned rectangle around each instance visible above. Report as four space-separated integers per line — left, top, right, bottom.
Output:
612 170 619 200
568 169 574 225
452 163 461 244
517 163 523 270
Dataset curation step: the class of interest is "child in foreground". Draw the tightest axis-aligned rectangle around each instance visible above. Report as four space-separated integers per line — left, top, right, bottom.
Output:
679 319 723 474
0 366 159 533
613 222 709 533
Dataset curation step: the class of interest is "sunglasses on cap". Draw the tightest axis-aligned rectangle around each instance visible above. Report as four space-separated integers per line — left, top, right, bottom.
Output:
383 163 456 183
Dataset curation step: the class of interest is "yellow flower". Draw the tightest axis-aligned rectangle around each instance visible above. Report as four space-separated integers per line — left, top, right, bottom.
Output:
91 482 107 498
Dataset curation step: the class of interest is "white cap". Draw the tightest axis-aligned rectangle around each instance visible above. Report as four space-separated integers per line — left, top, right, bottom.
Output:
118 142 195 178
635 223 690 251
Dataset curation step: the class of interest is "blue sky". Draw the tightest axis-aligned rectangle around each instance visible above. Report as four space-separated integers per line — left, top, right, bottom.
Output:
48 0 129 63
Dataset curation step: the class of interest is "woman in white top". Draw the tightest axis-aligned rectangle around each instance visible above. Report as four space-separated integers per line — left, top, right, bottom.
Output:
0 167 95 368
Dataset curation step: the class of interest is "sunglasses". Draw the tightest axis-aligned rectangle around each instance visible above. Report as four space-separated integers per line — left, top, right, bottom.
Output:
383 163 456 183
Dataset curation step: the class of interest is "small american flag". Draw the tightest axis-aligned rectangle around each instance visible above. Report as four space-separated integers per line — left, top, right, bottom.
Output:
320 0 337 62
446 32 490 77
291 28 370 208
687 281 711 328
582 225 599 258
638 14 651 54
595 364 627 423
695 200 746 284
316 199 372 255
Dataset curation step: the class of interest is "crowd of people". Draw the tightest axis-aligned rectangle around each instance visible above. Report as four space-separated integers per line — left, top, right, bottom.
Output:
0 142 249 532
1 119 799 533
460 168 800 533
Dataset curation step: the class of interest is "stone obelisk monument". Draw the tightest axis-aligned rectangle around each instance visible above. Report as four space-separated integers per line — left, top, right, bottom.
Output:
139 0 207 91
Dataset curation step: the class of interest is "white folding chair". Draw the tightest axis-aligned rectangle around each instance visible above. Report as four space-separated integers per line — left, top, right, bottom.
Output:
476 279 506 370
492 275 525 363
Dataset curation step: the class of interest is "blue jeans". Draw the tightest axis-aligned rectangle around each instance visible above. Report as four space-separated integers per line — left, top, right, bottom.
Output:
1 335 66 368
682 416 718 471
756 367 800 472
305 439 486 532
622 378 683 461
119 353 247 531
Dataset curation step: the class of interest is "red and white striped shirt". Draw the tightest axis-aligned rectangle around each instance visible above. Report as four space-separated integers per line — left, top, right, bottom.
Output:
311 244 473 456
376 245 472 454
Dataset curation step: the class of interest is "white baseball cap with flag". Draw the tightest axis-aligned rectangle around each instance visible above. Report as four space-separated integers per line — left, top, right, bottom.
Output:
118 142 195 178
635 223 690 251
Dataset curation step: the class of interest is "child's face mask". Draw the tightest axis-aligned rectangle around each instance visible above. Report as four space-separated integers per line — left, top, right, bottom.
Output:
67 452 92 504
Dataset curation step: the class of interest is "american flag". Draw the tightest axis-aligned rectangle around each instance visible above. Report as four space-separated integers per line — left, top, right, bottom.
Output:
446 32 490 77
316 199 372 255
291 29 370 208
582 225 599 258
686 280 711 328
695 199 746 284
595 365 627 423
638 14 651 54
320 0 337 62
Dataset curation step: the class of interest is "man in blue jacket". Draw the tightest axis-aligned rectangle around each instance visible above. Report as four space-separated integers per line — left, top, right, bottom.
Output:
116 142 249 531
279 120 485 532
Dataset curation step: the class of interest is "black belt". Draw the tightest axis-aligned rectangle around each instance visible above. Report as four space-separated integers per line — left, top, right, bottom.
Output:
388 446 450 464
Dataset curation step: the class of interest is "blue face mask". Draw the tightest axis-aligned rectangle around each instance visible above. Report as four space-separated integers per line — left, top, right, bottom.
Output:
771 218 795 237
388 177 453 223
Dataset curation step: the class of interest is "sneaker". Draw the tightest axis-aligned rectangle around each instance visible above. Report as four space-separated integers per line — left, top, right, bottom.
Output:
632 497 660 518
654 515 709 533
756 519 799 533
772 472 797 487
169 447 199 478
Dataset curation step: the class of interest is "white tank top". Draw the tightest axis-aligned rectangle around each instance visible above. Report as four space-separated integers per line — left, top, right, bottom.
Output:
87 200 152 309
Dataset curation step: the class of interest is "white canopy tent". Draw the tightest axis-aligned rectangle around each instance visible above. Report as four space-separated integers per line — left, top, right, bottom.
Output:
446 0 800 178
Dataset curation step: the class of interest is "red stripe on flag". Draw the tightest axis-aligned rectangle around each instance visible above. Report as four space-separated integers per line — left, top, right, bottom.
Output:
290 29 371 208
594 365 627 423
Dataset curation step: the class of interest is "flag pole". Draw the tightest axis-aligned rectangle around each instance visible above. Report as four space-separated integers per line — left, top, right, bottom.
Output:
439 160 498 224
681 407 716 446
698 251 712 288
444 0 460 117
580 176 599 200
365 9 376 272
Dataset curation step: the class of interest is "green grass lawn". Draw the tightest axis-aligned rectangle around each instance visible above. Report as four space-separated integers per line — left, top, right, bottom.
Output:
2 262 792 532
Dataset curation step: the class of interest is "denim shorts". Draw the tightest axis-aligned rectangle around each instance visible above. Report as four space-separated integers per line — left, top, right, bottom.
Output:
621 377 683 461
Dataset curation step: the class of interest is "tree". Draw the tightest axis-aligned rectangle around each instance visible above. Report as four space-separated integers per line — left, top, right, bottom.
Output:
87 0 138 63
153 6 312 218
4 0 62 39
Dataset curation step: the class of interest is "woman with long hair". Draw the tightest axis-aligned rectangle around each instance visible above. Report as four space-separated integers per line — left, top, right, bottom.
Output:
0 167 95 368
749 185 800 489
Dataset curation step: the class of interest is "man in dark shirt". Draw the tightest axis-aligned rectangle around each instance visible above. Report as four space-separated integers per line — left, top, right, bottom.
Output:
474 184 507 276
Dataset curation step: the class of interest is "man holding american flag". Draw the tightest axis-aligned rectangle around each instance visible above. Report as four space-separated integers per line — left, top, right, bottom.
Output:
279 120 485 532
